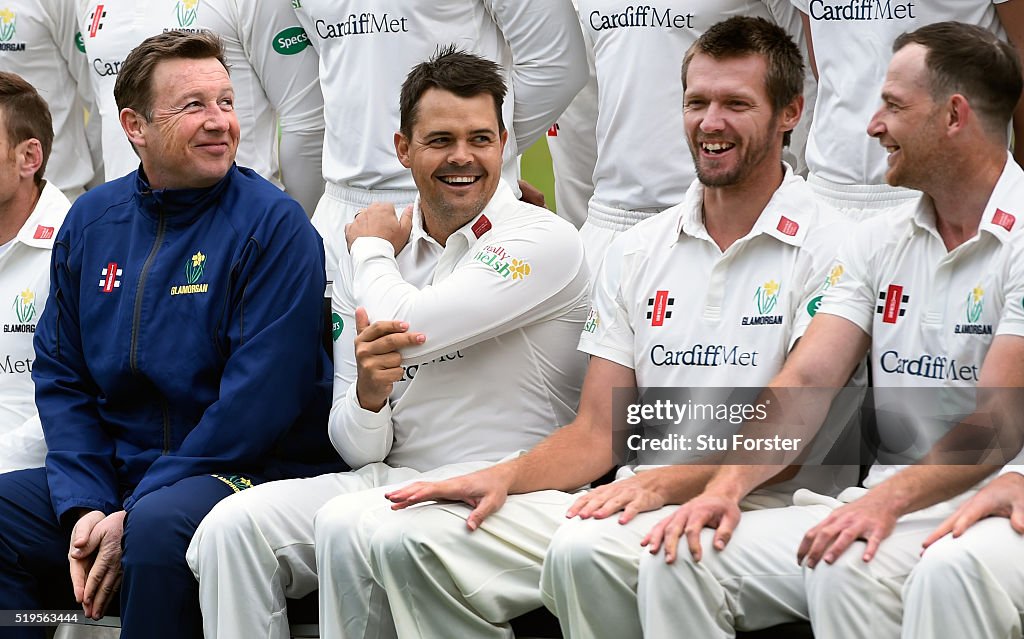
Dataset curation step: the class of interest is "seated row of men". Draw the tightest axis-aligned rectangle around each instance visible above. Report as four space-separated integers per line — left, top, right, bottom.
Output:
0 18 1022 639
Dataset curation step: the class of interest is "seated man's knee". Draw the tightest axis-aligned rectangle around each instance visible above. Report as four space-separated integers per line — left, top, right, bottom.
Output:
367 506 462 562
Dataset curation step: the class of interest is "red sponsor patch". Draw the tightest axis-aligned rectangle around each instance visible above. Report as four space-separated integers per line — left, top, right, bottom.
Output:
471 215 492 238
883 284 904 324
650 290 670 327
100 262 121 293
993 209 1016 232
33 225 54 240
547 123 559 137
777 216 799 236
89 4 106 38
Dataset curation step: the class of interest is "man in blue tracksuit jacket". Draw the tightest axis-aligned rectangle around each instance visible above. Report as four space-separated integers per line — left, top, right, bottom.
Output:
0 31 339 639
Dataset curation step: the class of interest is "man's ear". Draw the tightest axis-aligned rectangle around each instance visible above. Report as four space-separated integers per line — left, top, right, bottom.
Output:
947 94 971 134
779 95 804 139
395 131 411 168
120 108 147 149
15 138 42 180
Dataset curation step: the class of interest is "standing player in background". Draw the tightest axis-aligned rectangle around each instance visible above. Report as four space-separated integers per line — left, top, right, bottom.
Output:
546 0 599 230
78 0 326 215
0 0 100 201
0 72 70 474
792 0 1024 219
574 0 815 271
290 0 587 286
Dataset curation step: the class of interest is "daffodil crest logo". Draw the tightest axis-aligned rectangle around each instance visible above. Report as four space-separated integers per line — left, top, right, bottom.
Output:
13 288 34 323
510 258 531 281
186 251 206 284
175 0 199 27
966 286 984 323
0 9 16 42
755 280 780 315
824 265 843 290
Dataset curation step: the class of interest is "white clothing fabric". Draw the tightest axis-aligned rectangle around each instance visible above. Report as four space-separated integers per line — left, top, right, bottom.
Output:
581 0 808 215
330 180 590 471
792 0 1009 199
363 168 855 639
310 182 417 291
187 178 589 639
292 0 586 194
0 0 97 199
546 0 598 230
807 173 920 221
901 516 1024 639
77 0 326 214
637 156 1024 639
0 182 70 472
295 0 587 282
818 154 1024 488
583 165 851 496
636 487 967 639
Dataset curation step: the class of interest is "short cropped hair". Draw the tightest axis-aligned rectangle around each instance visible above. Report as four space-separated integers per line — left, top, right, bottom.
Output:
682 16 804 146
399 44 507 139
114 30 228 120
0 72 53 185
894 22 1022 137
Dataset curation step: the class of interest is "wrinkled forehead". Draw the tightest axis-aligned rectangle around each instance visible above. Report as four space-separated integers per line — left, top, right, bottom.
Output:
150 57 232 102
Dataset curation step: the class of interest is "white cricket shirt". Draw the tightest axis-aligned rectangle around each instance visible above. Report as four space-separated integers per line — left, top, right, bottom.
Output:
329 180 590 472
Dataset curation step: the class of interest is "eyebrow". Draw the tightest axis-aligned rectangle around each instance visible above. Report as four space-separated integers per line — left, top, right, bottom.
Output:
421 127 496 137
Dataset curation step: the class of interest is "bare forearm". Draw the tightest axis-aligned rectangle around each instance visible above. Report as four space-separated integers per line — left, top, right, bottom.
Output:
868 464 999 517
506 419 614 494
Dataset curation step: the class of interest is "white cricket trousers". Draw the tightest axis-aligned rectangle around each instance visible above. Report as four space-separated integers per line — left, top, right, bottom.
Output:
806 174 919 222
902 517 1024 639
323 489 581 639
186 460 490 639
310 183 417 289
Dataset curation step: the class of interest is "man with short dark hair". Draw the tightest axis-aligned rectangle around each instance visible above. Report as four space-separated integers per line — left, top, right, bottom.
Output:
186 47 588 639
379 17 851 639
640 20 1024 638
0 30 337 639
0 71 69 473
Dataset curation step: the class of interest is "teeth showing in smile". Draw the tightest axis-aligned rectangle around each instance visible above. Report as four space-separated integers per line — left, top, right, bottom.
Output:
440 176 478 184
701 142 735 154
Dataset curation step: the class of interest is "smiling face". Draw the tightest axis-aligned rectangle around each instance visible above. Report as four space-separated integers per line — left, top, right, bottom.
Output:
122 56 239 190
683 52 793 189
867 44 946 190
395 87 507 229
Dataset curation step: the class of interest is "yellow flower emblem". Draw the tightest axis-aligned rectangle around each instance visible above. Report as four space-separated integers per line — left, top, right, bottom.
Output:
182 0 198 8
972 286 984 304
510 258 532 281
191 251 206 268
0 9 13 24
19 289 33 305
827 265 844 288
763 280 779 297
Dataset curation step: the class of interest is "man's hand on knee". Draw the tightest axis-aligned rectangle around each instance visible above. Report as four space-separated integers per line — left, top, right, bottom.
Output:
69 510 126 620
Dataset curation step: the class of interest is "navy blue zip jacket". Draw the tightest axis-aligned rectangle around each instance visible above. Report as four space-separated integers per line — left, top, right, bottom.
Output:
33 164 340 521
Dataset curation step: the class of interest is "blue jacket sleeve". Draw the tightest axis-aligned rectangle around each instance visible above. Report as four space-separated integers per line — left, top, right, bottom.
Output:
123 201 327 510
33 232 121 520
